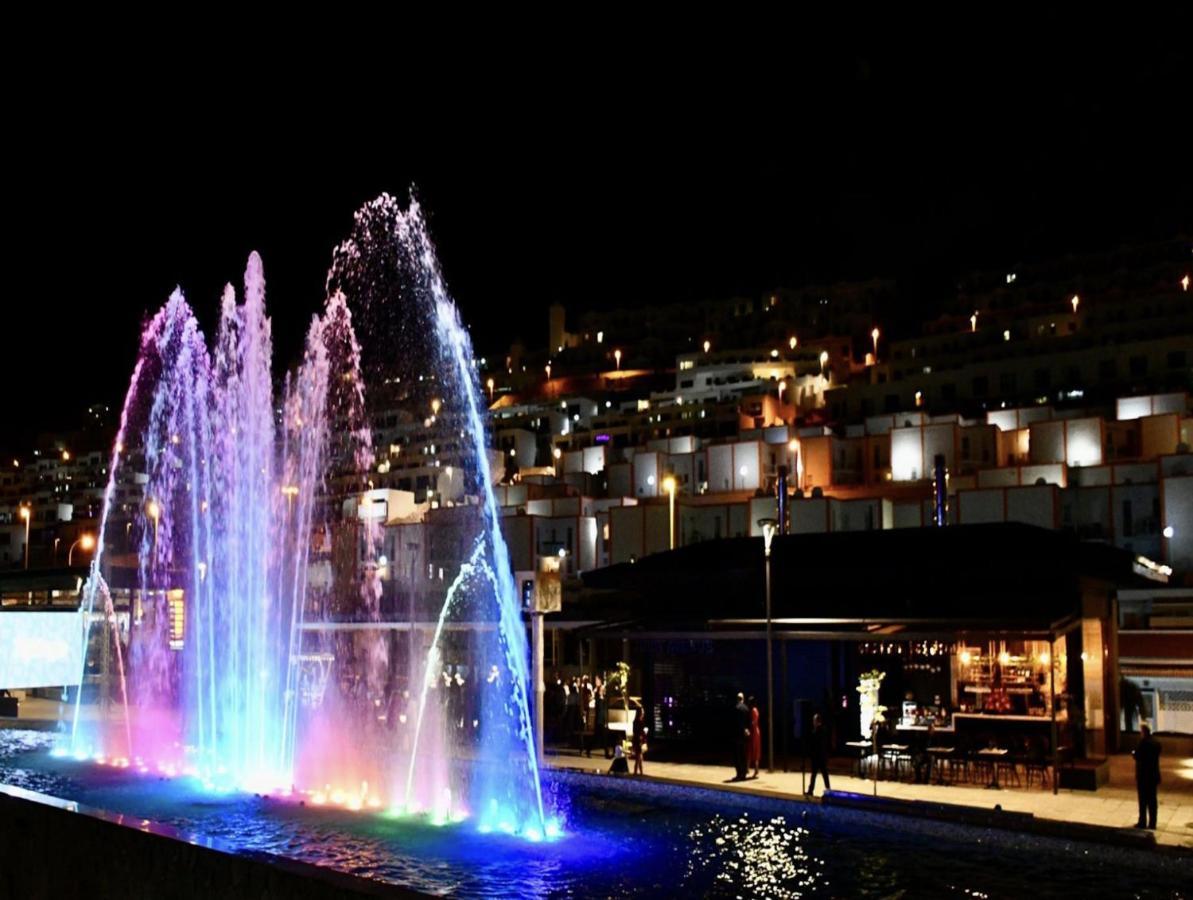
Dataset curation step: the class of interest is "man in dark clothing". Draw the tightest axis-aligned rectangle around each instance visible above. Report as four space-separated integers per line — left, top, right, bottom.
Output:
732 693 751 781
1133 724 1162 829
806 713 832 796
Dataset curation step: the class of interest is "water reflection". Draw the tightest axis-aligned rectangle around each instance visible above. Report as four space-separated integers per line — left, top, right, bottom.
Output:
687 813 825 898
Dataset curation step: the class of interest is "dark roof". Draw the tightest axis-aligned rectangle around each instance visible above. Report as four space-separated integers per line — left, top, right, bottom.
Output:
0 566 88 594
575 523 1143 635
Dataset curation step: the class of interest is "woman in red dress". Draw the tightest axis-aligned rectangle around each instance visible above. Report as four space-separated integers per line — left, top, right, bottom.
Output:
747 695 761 778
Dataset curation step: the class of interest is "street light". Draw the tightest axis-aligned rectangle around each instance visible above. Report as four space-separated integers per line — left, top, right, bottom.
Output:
662 475 677 550
281 484 299 515
819 350 829 375
1071 294 1080 314
788 336 797 351
703 340 711 353
486 377 495 401
68 533 95 566
758 518 778 773
614 349 622 370
19 505 31 569
970 311 978 332
146 498 161 558
871 328 880 361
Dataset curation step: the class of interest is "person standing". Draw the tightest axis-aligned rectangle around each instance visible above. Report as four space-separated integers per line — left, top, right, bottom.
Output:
1133 724 1161 830
631 704 648 776
732 693 751 781
806 713 831 796
747 695 762 778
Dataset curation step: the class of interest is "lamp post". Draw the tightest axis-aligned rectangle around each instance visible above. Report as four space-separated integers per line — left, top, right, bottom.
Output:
68 533 95 566
146 499 161 560
759 518 777 773
613 349 622 370
871 328 880 362
19 505 31 569
662 475 677 550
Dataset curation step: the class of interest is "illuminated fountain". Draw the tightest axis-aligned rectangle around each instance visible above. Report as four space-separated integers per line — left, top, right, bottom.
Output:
61 194 551 839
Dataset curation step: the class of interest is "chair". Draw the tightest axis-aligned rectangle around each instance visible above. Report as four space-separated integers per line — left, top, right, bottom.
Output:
1024 737 1051 789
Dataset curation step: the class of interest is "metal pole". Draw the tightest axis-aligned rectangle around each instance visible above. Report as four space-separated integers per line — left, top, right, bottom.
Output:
668 487 675 550
765 546 775 773
1050 634 1058 795
532 611 545 763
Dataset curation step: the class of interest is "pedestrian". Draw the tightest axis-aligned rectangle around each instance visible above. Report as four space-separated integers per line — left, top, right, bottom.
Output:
1133 723 1161 830
732 692 751 781
806 712 831 796
631 704 648 776
747 695 762 778
594 674 611 759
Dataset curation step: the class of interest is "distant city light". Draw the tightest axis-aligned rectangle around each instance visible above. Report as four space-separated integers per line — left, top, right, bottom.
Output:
789 336 797 350
970 311 978 332
703 340 711 353
1070 294 1080 314
1006 273 1017 284
1182 275 1190 292
596 331 604 343
1003 330 1011 341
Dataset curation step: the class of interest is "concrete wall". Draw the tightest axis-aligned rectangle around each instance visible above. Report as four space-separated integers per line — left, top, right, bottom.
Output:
1162 475 1193 571
0 787 406 900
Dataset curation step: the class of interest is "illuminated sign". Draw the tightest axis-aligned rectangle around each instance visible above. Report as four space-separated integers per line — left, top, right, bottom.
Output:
0 611 85 689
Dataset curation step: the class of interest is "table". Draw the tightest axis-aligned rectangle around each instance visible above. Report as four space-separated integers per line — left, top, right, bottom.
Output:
977 747 1009 789
926 746 954 784
845 740 871 777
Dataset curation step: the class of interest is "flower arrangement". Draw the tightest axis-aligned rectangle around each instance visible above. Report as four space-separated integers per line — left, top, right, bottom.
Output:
857 669 888 739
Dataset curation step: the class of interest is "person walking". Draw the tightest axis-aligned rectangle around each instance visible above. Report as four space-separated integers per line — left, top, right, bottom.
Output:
806 713 831 797
1133 723 1161 830
747 695 762 778
732 693 751 781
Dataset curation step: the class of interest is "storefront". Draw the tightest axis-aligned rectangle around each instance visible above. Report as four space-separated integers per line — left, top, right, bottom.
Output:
567 522 1145 776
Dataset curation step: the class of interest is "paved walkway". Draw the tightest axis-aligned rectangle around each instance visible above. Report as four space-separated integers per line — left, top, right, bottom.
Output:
546 750 1193 850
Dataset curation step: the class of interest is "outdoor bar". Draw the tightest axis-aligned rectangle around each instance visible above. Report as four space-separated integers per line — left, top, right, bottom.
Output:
567 522 1148 792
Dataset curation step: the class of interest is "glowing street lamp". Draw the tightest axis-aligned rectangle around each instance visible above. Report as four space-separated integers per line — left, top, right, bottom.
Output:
19 505 31 569
819 350 829 375
703 339 711 354
1182 275 1189 292
1071 294 1080 314
758 518 778 773
281 484 299 515
970 311 978 332
545 363 552 381
614 349 622 370
68 533 95 566
662 475 677 550
871 327 880 361
431 398 441 416
146 498 161 558
788 336 797 351
486 377 495 401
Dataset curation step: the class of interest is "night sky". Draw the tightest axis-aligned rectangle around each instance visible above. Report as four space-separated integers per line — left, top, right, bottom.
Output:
5 36 1190 451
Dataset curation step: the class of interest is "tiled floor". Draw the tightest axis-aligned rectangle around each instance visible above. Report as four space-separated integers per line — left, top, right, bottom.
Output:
546 750 1193 849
